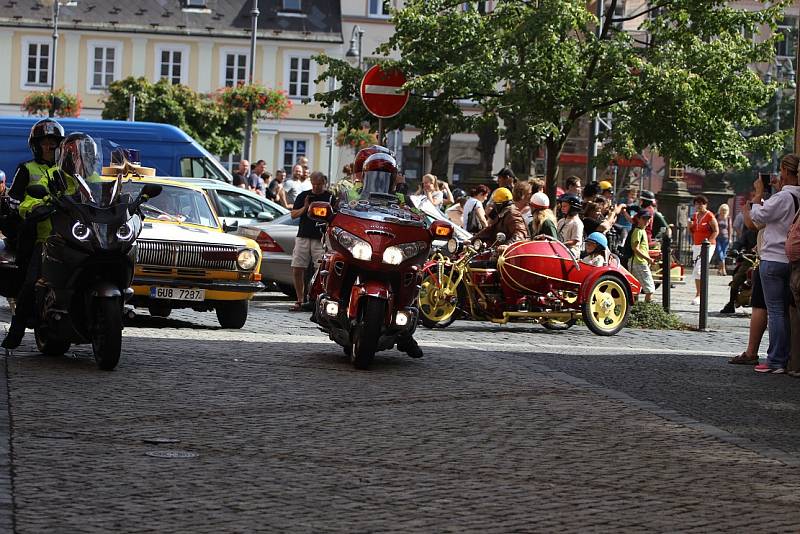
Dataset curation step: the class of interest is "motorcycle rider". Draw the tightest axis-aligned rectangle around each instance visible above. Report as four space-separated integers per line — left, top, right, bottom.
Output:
473 187 528 245
2 133 86 349
582 232 609 266
334 145 394 206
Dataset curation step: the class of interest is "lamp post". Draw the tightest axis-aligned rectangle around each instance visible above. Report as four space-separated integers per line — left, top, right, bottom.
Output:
48 0 77 117
765 58 796 176
345 25 365 71
242 0 259 161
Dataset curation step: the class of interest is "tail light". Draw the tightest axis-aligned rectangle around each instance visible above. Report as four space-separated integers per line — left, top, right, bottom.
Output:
256 230 283 253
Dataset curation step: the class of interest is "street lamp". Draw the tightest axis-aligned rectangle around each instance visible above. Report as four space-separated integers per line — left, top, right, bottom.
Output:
345 25 365 70
242 0 259 161
47 0 77 117
765 58 796 176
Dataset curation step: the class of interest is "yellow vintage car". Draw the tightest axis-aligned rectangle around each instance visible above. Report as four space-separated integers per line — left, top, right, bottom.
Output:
119 176 264 328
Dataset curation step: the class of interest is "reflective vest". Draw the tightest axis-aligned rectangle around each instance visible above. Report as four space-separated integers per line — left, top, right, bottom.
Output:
19 165 76 243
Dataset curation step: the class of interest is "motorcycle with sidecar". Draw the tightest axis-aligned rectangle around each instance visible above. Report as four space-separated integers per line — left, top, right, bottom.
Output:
418 236 641 336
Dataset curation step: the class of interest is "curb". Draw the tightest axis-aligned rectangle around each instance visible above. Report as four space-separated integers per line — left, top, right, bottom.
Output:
0 353 14 532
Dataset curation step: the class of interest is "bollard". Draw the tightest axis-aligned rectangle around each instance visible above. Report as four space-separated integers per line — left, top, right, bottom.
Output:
661 232 671 313
699 238 710 330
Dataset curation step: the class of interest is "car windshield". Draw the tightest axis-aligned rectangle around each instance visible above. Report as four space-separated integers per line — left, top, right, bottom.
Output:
122 182 218 228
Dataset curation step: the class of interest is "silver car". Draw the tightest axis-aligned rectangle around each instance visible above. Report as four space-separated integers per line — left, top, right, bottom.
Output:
237 213 300 295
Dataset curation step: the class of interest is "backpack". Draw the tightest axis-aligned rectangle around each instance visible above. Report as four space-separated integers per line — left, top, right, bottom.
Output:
465 199 482 233
620 230 634 267
785 193 800 261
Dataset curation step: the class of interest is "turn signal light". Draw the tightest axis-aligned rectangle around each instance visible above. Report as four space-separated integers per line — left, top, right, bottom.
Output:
311 206 329 218
430 221 453 238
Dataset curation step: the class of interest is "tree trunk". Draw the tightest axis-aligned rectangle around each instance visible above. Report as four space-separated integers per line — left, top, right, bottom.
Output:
545 137 565 208
476 116 499 180
429 129 451 180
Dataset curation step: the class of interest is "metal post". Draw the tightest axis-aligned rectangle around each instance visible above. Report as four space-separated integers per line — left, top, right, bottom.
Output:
49 0 60 117
586 0 604 183
378 118 385 147
127 95 136 121
699 238 710 330
661 232 671 313
773 64 782 177
242 0 259 161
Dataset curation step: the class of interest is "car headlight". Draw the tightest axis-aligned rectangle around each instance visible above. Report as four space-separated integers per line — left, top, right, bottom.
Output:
116 220 134 241
72 221 91 241
237 248 258 270
382 241 428 265
333 227 372 261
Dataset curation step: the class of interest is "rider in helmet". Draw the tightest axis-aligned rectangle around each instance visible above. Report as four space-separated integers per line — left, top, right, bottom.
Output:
358 152 412 204
473 187 528 245
582 232 609 266
335 145 394 206
2 133 86 350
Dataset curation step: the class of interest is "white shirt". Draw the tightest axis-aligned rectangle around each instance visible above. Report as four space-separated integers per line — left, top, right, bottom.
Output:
284 178 312 204
462 197 480 229
750 185 800 263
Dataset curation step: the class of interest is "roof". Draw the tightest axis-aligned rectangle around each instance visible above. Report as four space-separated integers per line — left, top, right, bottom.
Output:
0 1 343 43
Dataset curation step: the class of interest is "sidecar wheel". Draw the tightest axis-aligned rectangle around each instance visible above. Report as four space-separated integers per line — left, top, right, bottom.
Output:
34 327 70 356
351 297 384 370
582 275 630 336
92 297 122 371
418 272 458 328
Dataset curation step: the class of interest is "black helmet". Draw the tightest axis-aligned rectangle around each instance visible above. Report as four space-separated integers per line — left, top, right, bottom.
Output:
451 188 467 201
29 118 65 161
639 190 655 201
56 133 100 179
558 193 583 211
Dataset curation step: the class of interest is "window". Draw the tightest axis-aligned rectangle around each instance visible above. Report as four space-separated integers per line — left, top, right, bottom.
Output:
180 157 232 182
776 16 797 58
282 0 301 10
220 49 248 87
215 190 282 220
155 45 189 85
286 55 312 98
282 139 307 173
87 41 122 91
23 38 50 87
369 0 390 17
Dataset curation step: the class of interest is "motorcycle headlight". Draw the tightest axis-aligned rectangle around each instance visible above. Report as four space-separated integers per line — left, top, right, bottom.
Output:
333 227 372 261
382 241 428 265
72 221 91 241
116 220 134 241
237 248 258 270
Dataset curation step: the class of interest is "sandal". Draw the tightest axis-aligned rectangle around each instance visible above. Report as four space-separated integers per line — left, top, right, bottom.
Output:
289 302 302 312
728 352 758 365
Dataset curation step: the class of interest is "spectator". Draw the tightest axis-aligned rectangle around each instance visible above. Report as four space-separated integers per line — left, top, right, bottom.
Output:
557 194 583 258
716 203 732 275
627 190 669 242
496 167 517 190
446 188 467 227
728 222 767 365
268 169 289 208
418 174 444 208
529 177 544 194
745 154 800 373
582 180 600 202
688 195 719 305
289 172 332 312
463 185 490 233
599 180 614 201
720 225 758 314
250 160 267 196
284 164 311 205
565 175 582 197
438 180 455 208
614 189 636 245
630 209 656 302
529 192 558 240
261 171 273 198
342 163 353 180
233 160 250 189
513 181 533 225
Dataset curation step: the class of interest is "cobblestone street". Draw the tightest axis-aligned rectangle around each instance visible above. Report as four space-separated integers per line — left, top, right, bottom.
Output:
1 281 799 532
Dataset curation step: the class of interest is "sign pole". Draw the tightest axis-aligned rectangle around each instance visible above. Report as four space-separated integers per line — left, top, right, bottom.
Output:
378 118 384 147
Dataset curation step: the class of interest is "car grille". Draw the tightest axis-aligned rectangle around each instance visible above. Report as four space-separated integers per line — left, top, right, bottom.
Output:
137 240 238 271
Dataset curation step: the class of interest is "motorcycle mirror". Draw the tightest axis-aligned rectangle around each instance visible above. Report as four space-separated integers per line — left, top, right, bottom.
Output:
256 211 274 222
495 232 507 244
26 184 48 199
140 184 162 200
223 220 239 233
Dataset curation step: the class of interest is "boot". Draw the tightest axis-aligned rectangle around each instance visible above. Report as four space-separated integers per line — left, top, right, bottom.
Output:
719 302 736 314
397 336 423 359
1 317 26 350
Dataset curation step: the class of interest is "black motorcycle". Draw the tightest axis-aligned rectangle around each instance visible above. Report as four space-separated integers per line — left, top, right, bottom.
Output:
25 172 161 370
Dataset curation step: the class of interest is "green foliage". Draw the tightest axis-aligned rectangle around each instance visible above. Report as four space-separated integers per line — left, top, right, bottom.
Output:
216 84 292 118
313 0 791 194
22 89 82 117
627 301 686 330
102 77 244 155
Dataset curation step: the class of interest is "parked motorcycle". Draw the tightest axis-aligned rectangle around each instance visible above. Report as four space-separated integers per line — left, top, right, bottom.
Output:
25 160 161 370
418 236 640 336
307 193 453 369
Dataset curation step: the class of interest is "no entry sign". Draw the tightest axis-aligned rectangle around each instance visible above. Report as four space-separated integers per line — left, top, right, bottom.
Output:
359 65 410 119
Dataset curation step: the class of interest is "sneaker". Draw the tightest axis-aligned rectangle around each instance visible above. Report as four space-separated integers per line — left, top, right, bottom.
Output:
719 303 736 314
691 296 700 305
754 363 786 374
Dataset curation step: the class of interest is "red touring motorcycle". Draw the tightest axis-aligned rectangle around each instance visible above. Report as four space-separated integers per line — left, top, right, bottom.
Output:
307 162 453 369
419 236 641 336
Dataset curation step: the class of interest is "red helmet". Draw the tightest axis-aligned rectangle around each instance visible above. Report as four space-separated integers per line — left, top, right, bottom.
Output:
360 153 397 198
353 145 393 177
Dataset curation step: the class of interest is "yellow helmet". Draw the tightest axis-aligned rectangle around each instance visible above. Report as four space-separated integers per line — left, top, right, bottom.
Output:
599 180 613 191
491 187 513 204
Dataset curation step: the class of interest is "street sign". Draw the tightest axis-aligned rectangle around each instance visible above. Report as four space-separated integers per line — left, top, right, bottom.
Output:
359 65 410 119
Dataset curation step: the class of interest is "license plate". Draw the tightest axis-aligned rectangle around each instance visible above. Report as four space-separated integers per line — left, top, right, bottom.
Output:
150 287 205 301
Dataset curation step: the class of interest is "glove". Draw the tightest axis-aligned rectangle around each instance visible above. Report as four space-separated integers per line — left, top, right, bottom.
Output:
29 204 52 220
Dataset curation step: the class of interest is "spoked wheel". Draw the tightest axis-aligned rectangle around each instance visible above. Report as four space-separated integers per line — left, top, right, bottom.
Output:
34 327 70 356
351 297 385 370
582 275 630 336
418 271 459 328
91 297 123 371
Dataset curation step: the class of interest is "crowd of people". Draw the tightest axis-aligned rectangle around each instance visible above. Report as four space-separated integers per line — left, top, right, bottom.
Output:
230 156 317 210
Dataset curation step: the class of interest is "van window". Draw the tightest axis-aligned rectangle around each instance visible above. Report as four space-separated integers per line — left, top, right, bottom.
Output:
180 156 230 182
215 189 283 219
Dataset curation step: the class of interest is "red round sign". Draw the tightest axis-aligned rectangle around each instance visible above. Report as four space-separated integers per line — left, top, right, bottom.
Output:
359 65 410 119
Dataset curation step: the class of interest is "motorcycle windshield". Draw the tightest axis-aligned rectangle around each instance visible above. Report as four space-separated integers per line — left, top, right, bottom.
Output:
359 170 393 201
76 175 123 208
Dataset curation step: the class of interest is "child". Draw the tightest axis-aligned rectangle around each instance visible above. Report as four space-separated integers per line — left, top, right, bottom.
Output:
581 232 609 266
557 194 583 258
630 209 656 302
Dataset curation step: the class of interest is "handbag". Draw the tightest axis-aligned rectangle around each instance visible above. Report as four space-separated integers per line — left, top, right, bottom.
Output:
785 193 800 261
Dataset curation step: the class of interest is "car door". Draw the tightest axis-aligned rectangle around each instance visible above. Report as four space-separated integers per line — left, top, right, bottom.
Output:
212 189 284 227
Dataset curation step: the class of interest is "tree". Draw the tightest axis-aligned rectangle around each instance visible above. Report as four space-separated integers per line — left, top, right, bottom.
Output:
102 77 244 155
317 0 789 203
